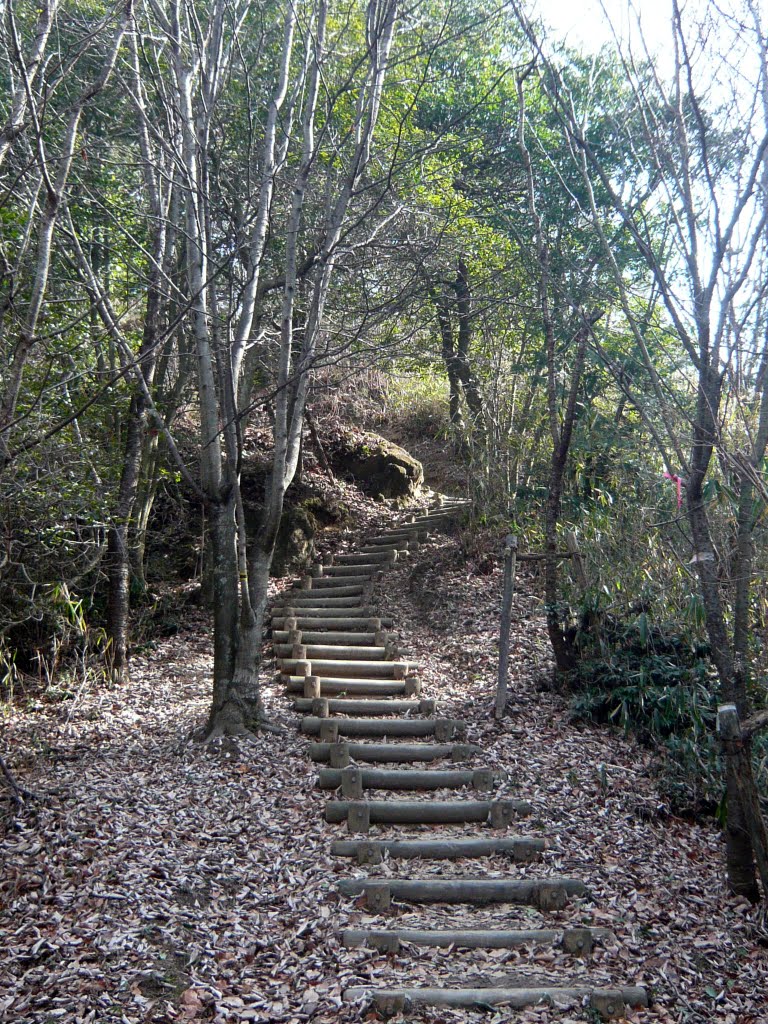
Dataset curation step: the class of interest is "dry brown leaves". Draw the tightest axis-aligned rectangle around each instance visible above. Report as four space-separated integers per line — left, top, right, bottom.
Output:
1 495 767 1024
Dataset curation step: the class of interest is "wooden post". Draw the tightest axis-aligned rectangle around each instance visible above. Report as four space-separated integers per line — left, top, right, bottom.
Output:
495 535 518 720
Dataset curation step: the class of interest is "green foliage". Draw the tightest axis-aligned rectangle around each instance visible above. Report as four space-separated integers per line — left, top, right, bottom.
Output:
570 613 726 813
382 368 451 439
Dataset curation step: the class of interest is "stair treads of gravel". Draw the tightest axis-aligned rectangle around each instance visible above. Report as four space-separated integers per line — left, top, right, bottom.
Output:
308 740 483 763
340 924 611 951
342 983 648 1016
337 877 586 909
330 836 544 861
316 766 499 792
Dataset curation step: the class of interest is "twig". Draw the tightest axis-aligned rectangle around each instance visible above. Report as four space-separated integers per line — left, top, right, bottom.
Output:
743 709 768 739
0 751 38 808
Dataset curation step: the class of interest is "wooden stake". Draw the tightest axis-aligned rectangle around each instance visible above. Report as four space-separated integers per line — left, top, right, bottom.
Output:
495 535 518 720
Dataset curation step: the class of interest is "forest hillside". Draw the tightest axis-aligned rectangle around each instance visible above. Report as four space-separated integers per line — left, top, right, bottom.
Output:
2 0 768 1020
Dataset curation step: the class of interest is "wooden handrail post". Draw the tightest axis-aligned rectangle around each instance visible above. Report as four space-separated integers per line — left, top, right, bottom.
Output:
495 535 518 720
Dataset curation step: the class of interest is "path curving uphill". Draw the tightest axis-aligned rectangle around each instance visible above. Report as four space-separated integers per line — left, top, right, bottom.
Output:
270 499 649 1020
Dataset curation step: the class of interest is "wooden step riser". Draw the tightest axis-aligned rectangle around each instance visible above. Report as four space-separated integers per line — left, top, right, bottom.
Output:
272 617 392 630
273 630 381 645
276 645 391 661
338 877 586 908
325 798 531 827
287 679 413 697
273 595 364 608
343 986 648 1016
272 605 380 618
291 581 367 595
359 535 412 546
304 575 372 589
330 836 544 862
280 659 417 679
336 550 401 564
316 767 497 792
365 533 425 545
302 717 462 739
309 742 482 763
318 565 384 577
293 698 433 715
340 926 608 951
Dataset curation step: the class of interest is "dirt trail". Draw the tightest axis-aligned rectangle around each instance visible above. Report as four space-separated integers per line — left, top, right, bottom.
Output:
1 494 766 1022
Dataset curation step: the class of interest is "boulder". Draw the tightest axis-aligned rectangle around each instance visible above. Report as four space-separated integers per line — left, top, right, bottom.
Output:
331 432 423 500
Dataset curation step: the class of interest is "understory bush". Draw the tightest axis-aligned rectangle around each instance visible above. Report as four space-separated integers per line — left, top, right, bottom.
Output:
570 616 724 815
570 613 768 818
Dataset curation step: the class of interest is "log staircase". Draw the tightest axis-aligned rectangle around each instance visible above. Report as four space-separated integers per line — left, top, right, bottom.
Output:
270 499 649 1018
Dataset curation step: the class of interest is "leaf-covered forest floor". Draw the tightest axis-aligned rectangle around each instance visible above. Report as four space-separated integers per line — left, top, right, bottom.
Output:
2 473 768 1024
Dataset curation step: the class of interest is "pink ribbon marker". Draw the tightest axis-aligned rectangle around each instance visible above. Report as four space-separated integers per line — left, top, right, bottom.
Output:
664 471 682 509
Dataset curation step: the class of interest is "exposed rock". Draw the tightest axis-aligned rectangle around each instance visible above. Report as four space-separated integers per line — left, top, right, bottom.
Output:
330 431 423 501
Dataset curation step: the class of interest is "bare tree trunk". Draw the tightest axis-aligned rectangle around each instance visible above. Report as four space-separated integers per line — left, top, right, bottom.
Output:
0 1 59 169
434 289 464 428
454 259 483 423
0 2 132 465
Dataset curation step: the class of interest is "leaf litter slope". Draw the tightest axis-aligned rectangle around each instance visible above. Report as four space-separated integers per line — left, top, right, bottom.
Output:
1 511 767 1024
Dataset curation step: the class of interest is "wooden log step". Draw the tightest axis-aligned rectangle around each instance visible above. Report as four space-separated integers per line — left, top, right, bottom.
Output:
293 698 433 715
366 532 425 544
335 550 398 564
286 678 414 697
331 836 544 862
274 593 363 607
340 925 609 951
279 659 417 679
302 717 463 739
271 616 392 630
317 767 499 791
309 742 483 763
273 630 380 645
324 798 531 826
272 605 380 619
308 575 372 589
275 644 390 661
337 877 585 907
343 986 648 1016
357 541 409 554
413 509 462 519
321 564 384 577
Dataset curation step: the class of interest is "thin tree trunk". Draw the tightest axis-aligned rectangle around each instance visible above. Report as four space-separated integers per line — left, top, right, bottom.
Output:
454 259 483 424
434 290 464 428
0 2 132 465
